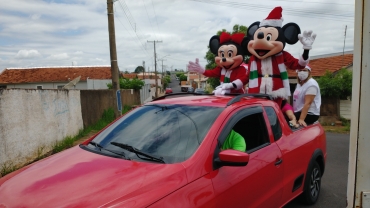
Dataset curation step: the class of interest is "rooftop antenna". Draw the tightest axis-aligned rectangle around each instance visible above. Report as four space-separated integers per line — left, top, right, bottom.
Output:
63 75 81 89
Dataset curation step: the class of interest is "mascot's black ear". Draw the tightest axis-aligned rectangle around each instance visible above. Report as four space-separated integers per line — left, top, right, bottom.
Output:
241 36 251 56
209 35 220 55
247 22 260 39
282 23 301 45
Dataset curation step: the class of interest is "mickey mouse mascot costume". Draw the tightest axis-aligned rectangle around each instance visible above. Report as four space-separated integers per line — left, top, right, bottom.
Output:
242 6 316 106
188 32 249 95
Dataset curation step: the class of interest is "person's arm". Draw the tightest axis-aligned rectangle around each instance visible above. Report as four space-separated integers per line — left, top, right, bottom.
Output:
298 94 315 127
222 130 246 152
285 109 299 127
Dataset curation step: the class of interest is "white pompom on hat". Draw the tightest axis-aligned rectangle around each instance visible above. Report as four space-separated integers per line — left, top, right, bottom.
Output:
305 64 312 71
260 6 284 27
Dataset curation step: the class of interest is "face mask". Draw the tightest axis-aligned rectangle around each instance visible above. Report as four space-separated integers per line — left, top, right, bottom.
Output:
298 71 309 80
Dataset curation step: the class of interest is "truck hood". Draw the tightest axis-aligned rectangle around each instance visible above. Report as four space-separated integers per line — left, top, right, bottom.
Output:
0 146 188 207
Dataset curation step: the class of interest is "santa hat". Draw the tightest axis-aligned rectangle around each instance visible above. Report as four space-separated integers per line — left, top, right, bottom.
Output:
305 64 312 71
260 6 284 27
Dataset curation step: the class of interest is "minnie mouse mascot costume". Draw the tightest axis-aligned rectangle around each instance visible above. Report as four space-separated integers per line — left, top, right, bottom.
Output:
242 6 316 106
188 32 249 95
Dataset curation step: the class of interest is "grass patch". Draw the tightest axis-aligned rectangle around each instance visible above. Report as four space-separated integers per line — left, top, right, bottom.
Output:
1 161 18 177
1 106 132 178
322 125 350 134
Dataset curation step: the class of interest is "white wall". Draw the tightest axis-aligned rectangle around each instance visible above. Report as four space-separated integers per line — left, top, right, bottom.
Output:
87 79 111 89
0 89 83 168
340 99 351 120
140 83 152 104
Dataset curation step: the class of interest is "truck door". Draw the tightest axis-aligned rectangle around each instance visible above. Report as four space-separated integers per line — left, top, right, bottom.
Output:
211 106 284 208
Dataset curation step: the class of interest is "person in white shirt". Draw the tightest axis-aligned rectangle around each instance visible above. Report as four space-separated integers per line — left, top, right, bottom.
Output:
293 64 321 127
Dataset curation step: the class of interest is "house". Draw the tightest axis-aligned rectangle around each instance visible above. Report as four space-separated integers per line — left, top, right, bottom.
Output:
136 72 162 87
0 66 113 89
187 72 207 89
121 73 138 79
287 51 353 83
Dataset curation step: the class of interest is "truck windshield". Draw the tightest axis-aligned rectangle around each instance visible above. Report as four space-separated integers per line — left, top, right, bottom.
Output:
88 104 223 163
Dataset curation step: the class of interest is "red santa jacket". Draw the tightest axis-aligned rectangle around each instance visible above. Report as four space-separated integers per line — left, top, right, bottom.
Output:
203 65 249 93
247 51 307 99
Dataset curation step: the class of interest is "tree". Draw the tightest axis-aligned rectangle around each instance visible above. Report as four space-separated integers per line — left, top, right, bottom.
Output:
204 24 249 89
162 75 171 89
134 66 145 73
316 69 352 99
179 74 187 81
107 78 145 90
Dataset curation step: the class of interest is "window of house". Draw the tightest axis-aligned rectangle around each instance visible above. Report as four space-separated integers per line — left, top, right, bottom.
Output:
0 85 6 89
264 107 282 141
57 85 64 89
36 85 43 89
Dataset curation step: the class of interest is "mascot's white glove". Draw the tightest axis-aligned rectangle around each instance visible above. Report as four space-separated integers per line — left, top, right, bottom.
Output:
213 84 231 96
221 83 234 90
298 30 316 50
188 58 205 74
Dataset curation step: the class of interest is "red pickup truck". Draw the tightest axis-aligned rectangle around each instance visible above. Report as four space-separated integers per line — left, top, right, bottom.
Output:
0 93 326 208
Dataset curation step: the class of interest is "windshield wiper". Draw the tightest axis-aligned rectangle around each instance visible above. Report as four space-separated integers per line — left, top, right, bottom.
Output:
110 142 165 163
89 141 129 160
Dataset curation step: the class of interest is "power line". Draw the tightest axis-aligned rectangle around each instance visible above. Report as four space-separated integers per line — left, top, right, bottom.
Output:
116 0 150 55
271 0 353 6
142 0 158 40
187 0 354 22
151 0 161 35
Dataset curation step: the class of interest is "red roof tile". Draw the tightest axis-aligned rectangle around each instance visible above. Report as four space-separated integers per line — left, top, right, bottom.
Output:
0 66 112 84
287 53 353 78
121 73 138 79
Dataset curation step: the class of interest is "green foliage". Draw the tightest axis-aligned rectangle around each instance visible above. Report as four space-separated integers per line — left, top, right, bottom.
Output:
166 71 171 75
162 75 172 89
107 78 145 90
1 161 17 177
179 74 187 81
340 116 351 127
176 72 184 77
316 69 352 99
134 66 145 73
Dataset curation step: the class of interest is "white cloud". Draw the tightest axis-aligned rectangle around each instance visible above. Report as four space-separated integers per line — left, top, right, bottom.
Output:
30 14 41 20
15 50 42 59
47 53 69 60
0 0 355 72
73 51 84 55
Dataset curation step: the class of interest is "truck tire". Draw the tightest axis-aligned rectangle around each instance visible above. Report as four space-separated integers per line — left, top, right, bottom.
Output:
300 161 321 205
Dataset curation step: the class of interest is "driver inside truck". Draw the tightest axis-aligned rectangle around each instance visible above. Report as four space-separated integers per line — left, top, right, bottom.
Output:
221 129 246 152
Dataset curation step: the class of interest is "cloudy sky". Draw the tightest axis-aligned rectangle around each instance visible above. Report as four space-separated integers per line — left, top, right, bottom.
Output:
0 0 354 73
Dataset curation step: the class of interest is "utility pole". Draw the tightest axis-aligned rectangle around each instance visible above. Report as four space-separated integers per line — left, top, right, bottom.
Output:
107 0 121 117
147 40 162 98
158 58 166 92
342 25 347 68
142 61 145 79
